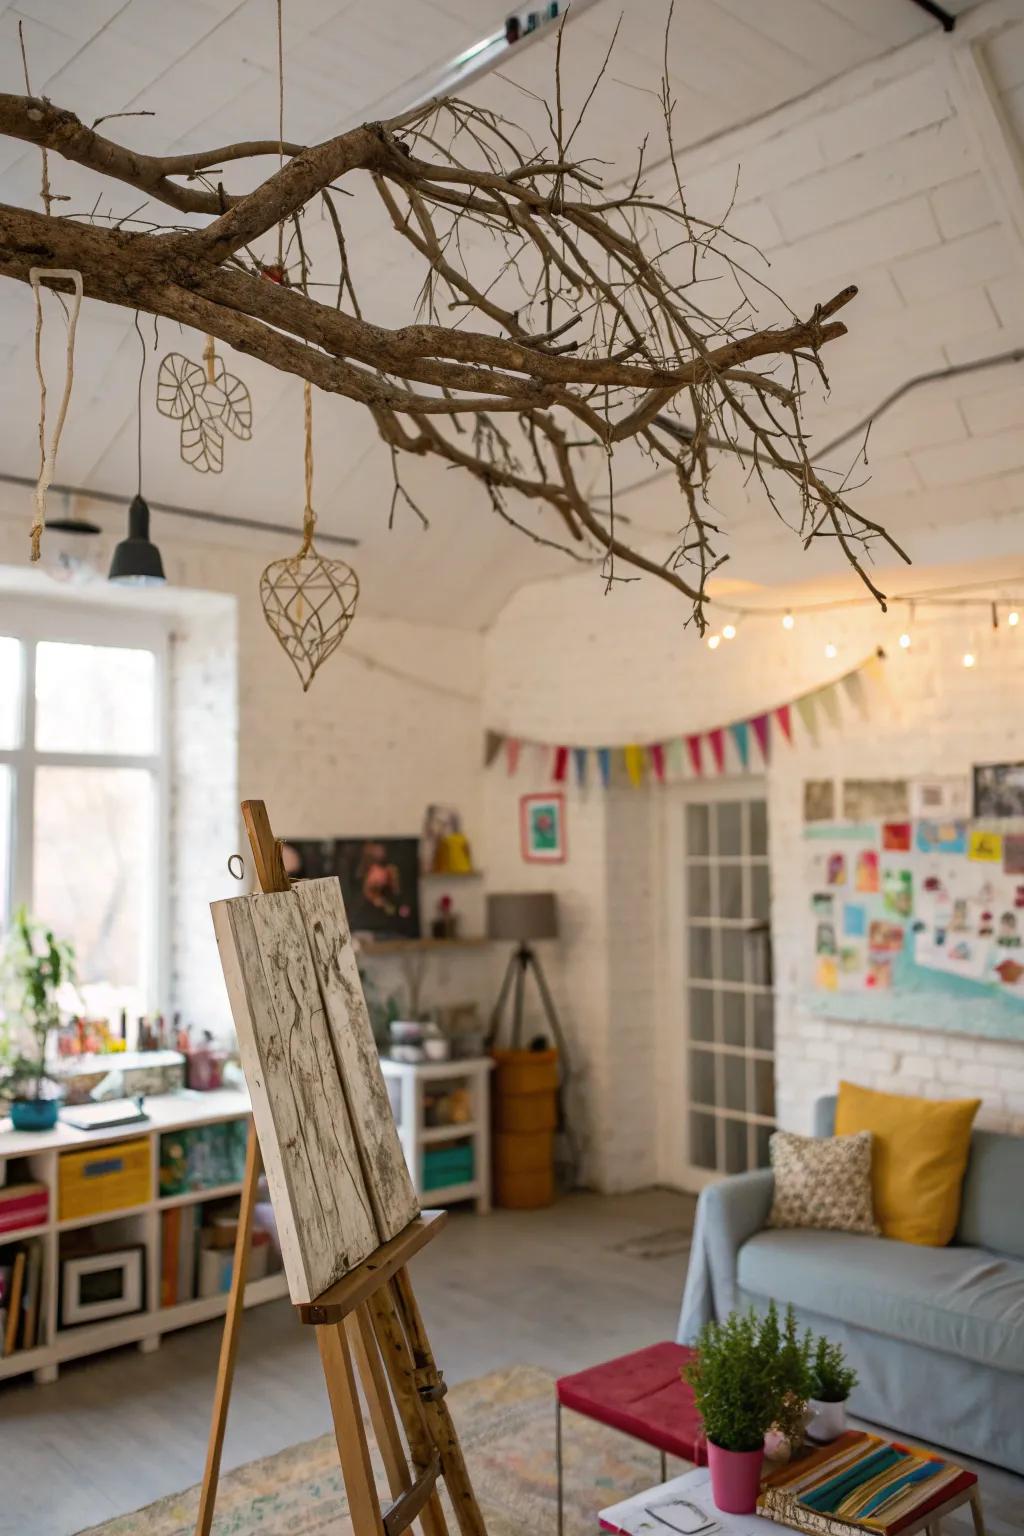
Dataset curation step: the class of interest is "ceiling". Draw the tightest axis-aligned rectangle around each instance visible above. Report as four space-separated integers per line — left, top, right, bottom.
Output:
0 0 1013 629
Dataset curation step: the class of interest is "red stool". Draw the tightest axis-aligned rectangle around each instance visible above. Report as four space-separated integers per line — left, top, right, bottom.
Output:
555 1342 706 1535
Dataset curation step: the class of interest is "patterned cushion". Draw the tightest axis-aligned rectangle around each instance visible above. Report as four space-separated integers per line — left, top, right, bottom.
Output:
767 1129 879 1235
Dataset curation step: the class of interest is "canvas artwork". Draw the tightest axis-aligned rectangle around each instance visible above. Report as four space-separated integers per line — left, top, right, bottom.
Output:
212 877 420 1305
281 836 421 938
842 778 909 821
803 779 835 822
520 793 566 863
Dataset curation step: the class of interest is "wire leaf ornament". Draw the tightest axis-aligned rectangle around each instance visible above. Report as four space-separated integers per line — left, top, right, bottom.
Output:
261 382 359 691
155 339 252 475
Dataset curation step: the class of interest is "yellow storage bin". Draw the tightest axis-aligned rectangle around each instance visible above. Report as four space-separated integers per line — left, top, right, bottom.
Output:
59 1137 151 1221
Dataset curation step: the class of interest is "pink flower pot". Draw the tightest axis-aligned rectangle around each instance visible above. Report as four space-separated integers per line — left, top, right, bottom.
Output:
706 1440 765 1515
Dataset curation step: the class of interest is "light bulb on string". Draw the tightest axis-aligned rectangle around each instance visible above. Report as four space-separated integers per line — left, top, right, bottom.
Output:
707 633 721 651
782 611 795 631
1009 609 1020 628
824 641 838 659
722 622 737 640
963 652 976 669
898 632 911 649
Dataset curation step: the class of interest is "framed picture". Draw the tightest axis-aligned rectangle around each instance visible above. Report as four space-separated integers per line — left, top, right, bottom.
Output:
520 793 566 863
973 763 1024 819
61 1245 145 1328
280 836 421 937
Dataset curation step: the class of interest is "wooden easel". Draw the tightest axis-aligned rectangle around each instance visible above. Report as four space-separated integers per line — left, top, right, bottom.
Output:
196 801 486 1536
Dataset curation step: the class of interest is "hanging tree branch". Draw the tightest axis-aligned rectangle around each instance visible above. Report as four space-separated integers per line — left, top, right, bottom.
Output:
0 15 908 622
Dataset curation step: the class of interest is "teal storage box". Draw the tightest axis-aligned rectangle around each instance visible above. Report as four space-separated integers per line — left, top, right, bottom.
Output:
423 1142 474 1191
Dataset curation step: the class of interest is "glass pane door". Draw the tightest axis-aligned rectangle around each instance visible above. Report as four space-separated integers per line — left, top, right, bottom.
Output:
684 795 774 1177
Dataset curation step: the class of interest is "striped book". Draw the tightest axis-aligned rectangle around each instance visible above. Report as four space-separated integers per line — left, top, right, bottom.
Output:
758 1431 976 1535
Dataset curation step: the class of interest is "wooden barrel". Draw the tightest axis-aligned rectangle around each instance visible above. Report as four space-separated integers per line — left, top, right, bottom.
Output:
491 1048 557 1208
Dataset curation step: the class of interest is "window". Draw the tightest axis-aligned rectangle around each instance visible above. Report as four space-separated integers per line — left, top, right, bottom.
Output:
0 602 167 1024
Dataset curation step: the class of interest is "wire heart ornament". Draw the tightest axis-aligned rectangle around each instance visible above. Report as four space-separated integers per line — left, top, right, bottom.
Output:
156 337 252 474
260 381 359 690
260 546 359 692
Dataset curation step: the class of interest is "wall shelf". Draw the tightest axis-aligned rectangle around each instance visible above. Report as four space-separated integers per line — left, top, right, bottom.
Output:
0 1089 284 1386
358 936 491 956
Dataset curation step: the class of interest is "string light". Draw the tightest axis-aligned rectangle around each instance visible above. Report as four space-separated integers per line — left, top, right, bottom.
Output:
824 641 838 659
722 622 737 640
707 633 721 650
1010 610 1020 628
898 632 911 649
782 611 795 630
963 652 976 669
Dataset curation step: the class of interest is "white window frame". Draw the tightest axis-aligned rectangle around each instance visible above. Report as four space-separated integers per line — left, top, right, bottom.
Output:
0 597 170 1013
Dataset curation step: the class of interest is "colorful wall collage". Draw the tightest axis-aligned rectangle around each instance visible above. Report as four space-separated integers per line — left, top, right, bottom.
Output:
803 772 1024 1042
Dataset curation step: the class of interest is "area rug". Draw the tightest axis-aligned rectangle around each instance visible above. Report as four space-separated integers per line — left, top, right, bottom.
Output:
77 1364 679 1535
610 1227 691 1261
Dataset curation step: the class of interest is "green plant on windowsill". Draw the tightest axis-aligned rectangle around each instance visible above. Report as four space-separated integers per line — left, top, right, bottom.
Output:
0 906 76 1129
812 1334 859 1404
683 1304 784 1454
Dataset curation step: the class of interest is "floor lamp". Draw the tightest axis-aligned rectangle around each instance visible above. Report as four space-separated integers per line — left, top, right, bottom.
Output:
486 892 577 1182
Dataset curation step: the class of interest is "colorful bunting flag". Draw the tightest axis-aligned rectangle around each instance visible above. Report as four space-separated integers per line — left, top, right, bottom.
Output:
667 738 684 777
775 703 792 743
729 721 750 769
553 746 569 783
484 729 505 767
624 743 645 787
817 685 841 728
686 734 703 776
505 737 521 774
842 671 867 715
649 742 665 782
573 747 588 788
751 713 770 762
708 728 725 773
597 748 611 787
795 694 818 740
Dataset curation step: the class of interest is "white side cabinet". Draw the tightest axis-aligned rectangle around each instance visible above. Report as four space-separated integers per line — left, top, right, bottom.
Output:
380 1057 493 1214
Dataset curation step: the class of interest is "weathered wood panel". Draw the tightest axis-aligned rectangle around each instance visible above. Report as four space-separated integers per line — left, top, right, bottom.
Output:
212 891 378 1304
295 878 420 1241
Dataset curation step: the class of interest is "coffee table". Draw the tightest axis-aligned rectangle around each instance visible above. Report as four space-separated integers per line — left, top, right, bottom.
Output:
599 1453 986 1535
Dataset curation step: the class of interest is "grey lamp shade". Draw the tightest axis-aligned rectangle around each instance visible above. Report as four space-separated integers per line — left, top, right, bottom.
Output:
487 891 558 942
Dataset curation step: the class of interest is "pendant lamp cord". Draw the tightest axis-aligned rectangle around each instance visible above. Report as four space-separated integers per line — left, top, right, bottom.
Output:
301 380 315 555
276 0 285 272
134 310 146 498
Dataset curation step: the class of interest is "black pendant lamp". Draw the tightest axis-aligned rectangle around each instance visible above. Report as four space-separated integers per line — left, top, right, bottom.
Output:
109 314 166 587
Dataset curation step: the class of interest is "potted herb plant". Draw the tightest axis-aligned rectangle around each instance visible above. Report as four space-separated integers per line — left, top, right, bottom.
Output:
771 1304 815 1455
0 907 76 1131
683 1306 783 1514
808 1335 858 1442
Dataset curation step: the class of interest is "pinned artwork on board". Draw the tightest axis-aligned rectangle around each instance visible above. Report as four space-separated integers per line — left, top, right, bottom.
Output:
868 919 904 953
882 869 913 918
968 829 1003 863
815 922 837 956
826 852 847 886
816 955 839 991
842 779 909 821
973 762 1024 819
803 780 835 822
843 903 867 939
520 793 567 863
811 893 834 918
882 821 912 853
838 945 863 976
867 957 893 989
911 778 970 820
855 849 880 893
916 819 968 855
1003 834 1024 876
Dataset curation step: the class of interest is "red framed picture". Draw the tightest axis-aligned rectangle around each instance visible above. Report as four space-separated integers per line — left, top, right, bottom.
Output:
520 793 567 863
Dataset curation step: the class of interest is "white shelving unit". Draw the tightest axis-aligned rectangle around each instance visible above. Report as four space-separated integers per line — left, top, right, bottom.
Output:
381 1057 494 1214
0 1090 288 1385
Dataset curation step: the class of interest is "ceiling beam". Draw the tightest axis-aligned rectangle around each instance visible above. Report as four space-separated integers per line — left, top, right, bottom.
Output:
946 28 1024 271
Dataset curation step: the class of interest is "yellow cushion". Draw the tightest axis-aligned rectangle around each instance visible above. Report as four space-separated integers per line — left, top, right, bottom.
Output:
834 1081 980 1247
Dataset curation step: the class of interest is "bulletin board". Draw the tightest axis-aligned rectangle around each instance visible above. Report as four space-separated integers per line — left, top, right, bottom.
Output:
802 775 1024 1042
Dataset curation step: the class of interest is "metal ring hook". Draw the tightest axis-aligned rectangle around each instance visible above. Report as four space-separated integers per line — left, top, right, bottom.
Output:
227 853 245 881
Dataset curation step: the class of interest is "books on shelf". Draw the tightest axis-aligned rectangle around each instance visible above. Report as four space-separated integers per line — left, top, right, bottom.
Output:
160 1205 201 1308
0 1236 44 1357
0 1181 48 1234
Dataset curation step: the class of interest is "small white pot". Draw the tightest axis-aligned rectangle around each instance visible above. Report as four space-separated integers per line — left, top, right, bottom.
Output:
807 1398 847 1442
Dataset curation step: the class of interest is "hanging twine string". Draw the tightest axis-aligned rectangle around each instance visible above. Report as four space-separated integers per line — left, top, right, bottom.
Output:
29 269 83 561
202 332 217 386
301 379 315 555
275 0 285 273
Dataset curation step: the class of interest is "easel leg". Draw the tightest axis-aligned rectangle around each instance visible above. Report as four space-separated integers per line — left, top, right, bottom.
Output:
390 1267 487 1536
195 1123 262 1536
349 1304 415 1503
318 1319 385 1536
367 1289 449 1536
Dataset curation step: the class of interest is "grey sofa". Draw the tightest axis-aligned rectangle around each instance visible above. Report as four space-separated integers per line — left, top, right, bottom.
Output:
677 1095 1024 1474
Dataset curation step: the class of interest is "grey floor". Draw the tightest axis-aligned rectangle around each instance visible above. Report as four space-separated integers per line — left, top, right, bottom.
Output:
2 1189 1022 1536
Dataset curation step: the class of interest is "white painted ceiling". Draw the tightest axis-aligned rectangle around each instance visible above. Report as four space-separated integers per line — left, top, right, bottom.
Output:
1 0 1017 630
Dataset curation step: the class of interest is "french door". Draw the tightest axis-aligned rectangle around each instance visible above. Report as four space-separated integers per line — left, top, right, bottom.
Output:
666 784 775 1189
